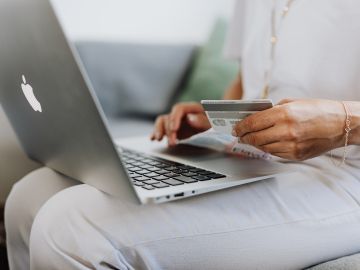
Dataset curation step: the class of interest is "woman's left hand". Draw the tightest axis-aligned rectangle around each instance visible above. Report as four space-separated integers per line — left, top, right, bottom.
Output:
232 99 347 161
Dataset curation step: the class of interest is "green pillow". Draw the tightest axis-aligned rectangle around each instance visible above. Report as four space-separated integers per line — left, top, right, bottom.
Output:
177 19 239 102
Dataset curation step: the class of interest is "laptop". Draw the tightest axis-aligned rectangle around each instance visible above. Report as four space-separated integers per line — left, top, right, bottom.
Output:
0 0 290 204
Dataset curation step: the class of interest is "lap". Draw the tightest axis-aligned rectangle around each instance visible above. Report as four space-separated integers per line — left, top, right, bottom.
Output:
30 157 360 270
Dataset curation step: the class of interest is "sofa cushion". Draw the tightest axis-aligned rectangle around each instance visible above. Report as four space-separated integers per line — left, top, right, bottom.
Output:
177 19 239 102
75 42 196 118
107 116 154 139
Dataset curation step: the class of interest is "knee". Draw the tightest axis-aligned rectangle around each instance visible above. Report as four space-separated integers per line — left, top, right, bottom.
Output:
30 185 106 270
5 168 48 245
5 167 79 247
29 185 134 270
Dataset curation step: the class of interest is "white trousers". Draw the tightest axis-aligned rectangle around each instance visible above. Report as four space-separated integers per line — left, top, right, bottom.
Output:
5 156 360 270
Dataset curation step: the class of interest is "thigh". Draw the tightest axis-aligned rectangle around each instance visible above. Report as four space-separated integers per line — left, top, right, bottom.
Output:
30 157 360 270
5 167 80 270
5 167 80 230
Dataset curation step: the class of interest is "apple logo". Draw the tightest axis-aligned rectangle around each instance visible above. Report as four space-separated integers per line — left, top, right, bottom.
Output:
21 75 42 112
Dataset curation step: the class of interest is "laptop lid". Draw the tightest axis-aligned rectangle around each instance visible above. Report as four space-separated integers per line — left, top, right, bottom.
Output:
0 0 138 203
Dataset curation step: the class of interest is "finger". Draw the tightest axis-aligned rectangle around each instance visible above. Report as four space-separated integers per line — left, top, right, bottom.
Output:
169 103 204 132
151 115 167 141
271 152 296 160
164 116 178 147
186 113 211 131
259 141 308 161
163 115 175 145
277 98 297 105
240 124 297 146
233 106 283 137
258 141 295 154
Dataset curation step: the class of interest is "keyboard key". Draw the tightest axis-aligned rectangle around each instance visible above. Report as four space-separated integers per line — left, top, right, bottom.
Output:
173 169 188 174
132 162 144 167
162 179 184 186
149 161 162 166
128 167 142 172
152 182 170 188
209 174 226 179
144 172 159 178
177 165 192 170
188 168 203 173
198 170 214 175
153 175 169 181
134 181 144 187
144 179 160 185
140 164 152 169
134 176 151 182
164 166 178 171
146 167 160 172
193 175 211 181
142 185 155 190
165 172 180 178
156 169 169 175
174 176 198 183
182 172 198 177
137 169 151 175
128 173 141 178
155 163 168 169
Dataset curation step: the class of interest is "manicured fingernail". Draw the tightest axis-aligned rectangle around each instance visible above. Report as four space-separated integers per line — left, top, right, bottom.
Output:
188 114 197 122
231 130 237 137
168 139 175 147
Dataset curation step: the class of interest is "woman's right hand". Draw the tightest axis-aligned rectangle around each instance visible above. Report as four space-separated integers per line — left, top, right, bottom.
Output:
150 102 211 146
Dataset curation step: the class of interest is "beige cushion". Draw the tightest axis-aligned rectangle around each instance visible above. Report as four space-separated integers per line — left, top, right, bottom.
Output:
0 106 40 203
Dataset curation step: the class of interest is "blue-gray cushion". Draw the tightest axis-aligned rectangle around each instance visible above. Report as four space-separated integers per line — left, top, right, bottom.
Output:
75 42 196 117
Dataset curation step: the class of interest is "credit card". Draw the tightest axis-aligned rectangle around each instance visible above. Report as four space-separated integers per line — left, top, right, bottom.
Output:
201 99 273 135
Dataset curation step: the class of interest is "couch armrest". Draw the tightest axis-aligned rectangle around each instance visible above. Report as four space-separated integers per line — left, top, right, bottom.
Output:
0 106 40 203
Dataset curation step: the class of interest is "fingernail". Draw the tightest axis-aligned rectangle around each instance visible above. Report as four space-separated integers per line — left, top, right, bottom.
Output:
188 114 197 122
231 130 237 137
168 139 175 147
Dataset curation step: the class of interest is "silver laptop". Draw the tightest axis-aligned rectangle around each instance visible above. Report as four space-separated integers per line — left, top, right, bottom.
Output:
0 0 290 204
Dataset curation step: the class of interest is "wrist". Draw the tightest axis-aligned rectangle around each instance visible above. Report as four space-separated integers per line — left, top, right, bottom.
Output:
347 102 360 145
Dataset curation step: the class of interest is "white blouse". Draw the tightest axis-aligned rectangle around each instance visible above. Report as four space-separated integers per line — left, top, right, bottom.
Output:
225 0 360 103
225 0 360 160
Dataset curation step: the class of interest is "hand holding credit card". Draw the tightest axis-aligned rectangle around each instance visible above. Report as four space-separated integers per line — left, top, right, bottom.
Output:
201 99 273 135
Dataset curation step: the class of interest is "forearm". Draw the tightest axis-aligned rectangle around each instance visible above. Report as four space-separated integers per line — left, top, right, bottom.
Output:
348 101 360 145
223 73 243 100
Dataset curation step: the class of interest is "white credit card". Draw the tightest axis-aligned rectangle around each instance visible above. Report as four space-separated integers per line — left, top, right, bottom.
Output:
201 99 273 135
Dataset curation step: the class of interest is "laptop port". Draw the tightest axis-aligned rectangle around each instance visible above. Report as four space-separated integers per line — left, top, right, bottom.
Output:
174 192 184 198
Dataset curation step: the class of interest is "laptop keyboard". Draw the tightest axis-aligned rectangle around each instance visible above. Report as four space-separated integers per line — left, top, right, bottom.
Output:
121 149 226 191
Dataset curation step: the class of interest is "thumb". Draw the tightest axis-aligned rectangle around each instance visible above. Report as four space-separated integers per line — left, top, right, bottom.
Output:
186 114 211 131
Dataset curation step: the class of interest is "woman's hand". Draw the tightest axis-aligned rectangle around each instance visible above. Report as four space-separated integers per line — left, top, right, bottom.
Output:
151 102 211 146
232 99 348 161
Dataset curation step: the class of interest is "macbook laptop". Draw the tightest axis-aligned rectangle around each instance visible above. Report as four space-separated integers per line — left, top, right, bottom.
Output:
0 0 290 204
